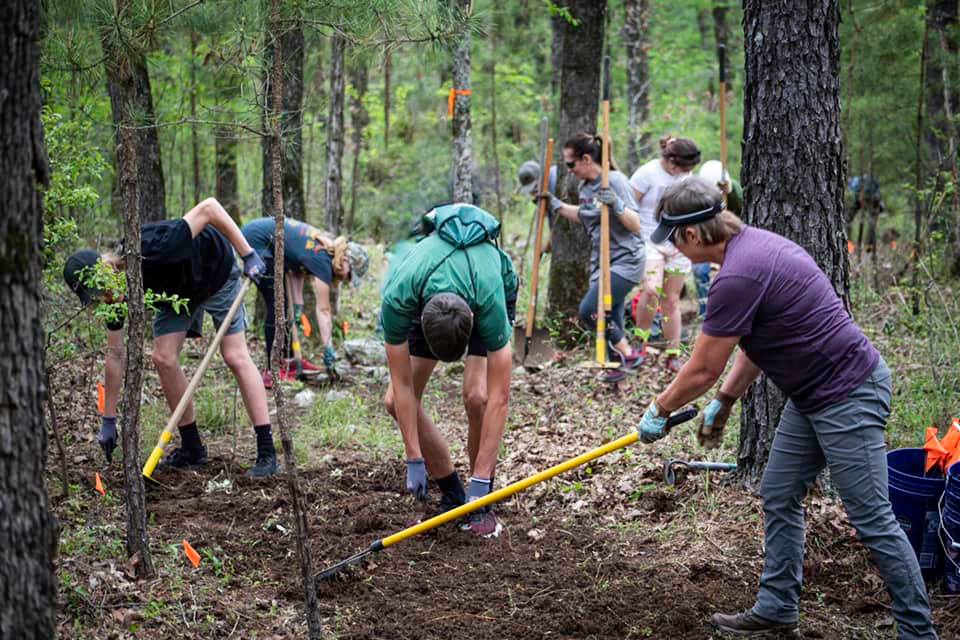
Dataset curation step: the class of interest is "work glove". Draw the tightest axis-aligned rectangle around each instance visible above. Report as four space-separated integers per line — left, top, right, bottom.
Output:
596 186 625 215
638 401 669 444
405 458 428 500
241 251 266 284
535 192 565 214
98 416 118 463
698 391 735 449
323 344 337 369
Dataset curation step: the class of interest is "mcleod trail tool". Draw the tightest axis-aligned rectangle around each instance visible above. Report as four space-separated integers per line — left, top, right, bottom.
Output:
663 459 737 486
142 277 252 479
523 123 554 364
318 406 698 580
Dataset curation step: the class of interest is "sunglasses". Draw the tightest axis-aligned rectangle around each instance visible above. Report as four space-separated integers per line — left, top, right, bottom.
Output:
565 160 576 169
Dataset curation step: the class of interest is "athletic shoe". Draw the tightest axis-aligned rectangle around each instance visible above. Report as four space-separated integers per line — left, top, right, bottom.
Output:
247 450 278 478
710 610 799 636
621 346 647 371
262 367 299 389
466 509 502 538
159 445 208 470
599 367 628 384
262 369 274 389
285 358 322 373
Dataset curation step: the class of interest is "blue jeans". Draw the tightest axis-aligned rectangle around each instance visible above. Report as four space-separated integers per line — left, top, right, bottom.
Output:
693 262 711 317
578 273 636 349
753 360 936 639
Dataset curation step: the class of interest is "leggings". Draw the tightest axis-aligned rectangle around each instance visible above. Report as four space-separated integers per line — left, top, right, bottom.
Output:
578 272 637 350
255 270 289 366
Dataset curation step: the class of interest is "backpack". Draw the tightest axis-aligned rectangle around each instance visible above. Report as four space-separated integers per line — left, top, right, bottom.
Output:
429 204 501 248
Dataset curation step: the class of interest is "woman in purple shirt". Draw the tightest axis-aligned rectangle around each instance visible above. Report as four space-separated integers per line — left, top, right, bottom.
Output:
636 177 937 639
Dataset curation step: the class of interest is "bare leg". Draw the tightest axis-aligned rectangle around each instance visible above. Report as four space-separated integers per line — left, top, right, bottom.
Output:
463 355 488 473
384 356 455 477
661 273 686 352
220 332 270 425
152 332 195 426
633 287 660 338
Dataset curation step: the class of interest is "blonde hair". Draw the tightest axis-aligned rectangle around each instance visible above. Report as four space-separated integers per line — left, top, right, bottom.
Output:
658 176 743 246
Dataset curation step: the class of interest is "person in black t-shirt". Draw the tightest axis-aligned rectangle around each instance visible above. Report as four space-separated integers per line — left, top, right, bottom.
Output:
64 198 279 478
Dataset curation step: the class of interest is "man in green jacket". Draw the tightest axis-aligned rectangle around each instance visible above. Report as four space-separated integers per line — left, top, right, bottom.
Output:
382 203 518 538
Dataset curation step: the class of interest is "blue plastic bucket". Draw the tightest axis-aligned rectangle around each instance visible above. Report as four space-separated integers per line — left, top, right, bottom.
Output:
942 462 960 593
887 448 945 577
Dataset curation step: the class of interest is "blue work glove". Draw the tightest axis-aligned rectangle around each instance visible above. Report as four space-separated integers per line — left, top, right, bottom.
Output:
596 186 625 215
323 344 337 369
98 416 118 463
638 401 669 444
535 192 565 214
241 251 266 283
698 391 735 449
405 458 428 500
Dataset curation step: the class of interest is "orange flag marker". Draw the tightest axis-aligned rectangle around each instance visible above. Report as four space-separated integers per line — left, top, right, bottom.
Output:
924 427 949 474
94 472 106 496
342 320 350 336
847 240 855 254
97 382 106 415
300 313 312 338
183 540 201 568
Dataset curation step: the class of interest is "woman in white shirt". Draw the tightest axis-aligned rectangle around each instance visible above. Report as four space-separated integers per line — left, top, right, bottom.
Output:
629 136 701 372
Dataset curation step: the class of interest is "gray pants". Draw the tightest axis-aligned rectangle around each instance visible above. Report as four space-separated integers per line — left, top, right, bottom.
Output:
753 360 937 640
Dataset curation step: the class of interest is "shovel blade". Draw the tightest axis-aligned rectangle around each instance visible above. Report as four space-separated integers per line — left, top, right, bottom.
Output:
513 326 554 368
317 547 376 580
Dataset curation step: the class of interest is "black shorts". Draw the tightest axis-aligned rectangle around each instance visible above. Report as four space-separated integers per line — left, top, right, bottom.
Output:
407 317 488 359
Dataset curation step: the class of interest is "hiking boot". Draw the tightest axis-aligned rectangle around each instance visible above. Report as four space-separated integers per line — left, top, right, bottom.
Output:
466 508 503 538
159 445 208 470
710 610 798 636
247 450 278 478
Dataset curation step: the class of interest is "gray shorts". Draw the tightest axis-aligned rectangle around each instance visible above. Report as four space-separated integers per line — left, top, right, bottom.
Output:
153 267 247 338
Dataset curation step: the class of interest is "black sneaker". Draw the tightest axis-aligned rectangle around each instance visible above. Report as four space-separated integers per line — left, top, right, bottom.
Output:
710 610 798 636
247 450 278 478
159 446 208 470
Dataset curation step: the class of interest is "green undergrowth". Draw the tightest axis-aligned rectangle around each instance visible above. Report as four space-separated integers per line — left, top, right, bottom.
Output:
294 394 402 466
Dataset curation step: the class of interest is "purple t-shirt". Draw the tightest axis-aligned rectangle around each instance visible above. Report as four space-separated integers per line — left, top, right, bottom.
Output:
702 226 879 413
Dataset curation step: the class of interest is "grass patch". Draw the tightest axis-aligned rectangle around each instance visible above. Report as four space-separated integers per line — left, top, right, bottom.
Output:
296 394 402 465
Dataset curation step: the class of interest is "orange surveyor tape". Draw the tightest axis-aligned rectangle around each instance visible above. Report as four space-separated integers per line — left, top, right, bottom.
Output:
300 313 312 338
847 240 855 255
97 382 105 415
94 472 106 496
924 427 949 473
447 88 472 117
342 320 350 335
183 540 201 568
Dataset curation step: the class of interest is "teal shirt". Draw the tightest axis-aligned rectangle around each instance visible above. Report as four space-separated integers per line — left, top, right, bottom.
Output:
381 234 518 351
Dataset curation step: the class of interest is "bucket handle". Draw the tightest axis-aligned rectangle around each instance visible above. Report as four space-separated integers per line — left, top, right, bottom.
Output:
937 489 960 575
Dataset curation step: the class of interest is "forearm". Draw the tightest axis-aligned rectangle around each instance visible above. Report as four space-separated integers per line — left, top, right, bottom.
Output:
719 350 762 399
554 203 581 223
656 363 720 413
194 198 255 257
104 332 124 417
616 207 642 234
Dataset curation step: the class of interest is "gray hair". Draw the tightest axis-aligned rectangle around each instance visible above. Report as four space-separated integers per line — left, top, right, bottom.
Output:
657 176 743 246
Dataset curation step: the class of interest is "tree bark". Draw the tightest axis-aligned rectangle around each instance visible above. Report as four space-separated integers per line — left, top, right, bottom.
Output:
347 58 369 234
102 31 166 223
261 14 305 221
190 32 202 204
383 50 392 149
551 14 564 97
325 34 347 234
623 0 651 171
450 0 474 203
0 2 57 635
738 0 846 485
547 0 606 340
267 1 323 635
489 26 504 222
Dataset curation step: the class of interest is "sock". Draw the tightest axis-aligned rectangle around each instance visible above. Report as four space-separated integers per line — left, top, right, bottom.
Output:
467 476 493 502
255 424 275 456
436 472 466 504
99 416 117 443
178 422 203 451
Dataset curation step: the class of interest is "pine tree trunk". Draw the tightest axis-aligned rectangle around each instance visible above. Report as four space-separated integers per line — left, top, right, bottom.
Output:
261 16 305 221
383 51 392 149
267 2 323 635
190 32 202 204
213 53 241 225
451 0 474 203
325 34 346 235
347 58 369 234
547 0 606 341
551 14 564 97
738 0 847 485
0 2 57 635
102 32 166 223
623 0 651 171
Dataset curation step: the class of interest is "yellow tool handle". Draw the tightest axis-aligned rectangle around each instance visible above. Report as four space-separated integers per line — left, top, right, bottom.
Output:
382 431 640 548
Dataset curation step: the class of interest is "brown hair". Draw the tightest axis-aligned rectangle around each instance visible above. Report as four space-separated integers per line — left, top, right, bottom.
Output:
658 176 743 246
421 293 473 362
563 133 619 171
659 135 701 169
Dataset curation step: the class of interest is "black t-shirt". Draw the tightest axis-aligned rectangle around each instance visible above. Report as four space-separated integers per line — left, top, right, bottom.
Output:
108 220 234 330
